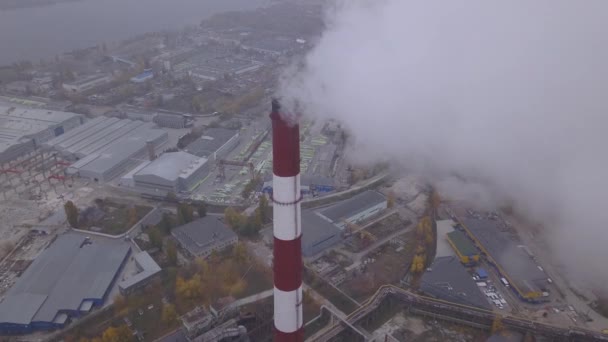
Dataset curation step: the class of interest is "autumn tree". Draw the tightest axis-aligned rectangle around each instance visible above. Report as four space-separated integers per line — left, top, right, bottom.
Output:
126 207 138 228
387 191 396 208
112 294 127 315
410 255 426 274
232 243 247 264
166 240 178 266
224 207 245 229
491 315 505 334
101 325 132 342
161 303 178 326
64 200 79 228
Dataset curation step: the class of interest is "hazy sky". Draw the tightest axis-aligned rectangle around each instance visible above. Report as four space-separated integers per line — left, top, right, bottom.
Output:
280 0 608 286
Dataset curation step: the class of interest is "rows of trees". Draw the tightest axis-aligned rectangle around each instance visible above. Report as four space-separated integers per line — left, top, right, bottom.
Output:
224 196 270 237
410 216 435 274
174 244 249 307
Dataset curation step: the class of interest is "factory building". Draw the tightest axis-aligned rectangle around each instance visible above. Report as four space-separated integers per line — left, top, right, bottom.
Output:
301 210 343 258
171 216 238 259
318 190 387 229
43 117 168 182
0 233 131 334
118 252 161 295
447 230 480 265
0 105 82 163
184 128 239 161
420 256 491 310
459 218 550 302
62 74 112 94
133 152 209 196
153 113 190 129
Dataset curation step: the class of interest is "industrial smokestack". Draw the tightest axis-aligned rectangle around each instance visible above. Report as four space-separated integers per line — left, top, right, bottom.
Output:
270 99 303 341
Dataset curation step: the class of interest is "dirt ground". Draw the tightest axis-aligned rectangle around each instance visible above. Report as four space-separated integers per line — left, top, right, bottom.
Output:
341 239 416 303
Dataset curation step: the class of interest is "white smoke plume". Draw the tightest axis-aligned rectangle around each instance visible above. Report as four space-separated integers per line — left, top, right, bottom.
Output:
279 1 608 286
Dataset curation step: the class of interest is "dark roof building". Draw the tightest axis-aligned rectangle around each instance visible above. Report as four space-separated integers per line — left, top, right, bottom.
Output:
447 230 480 265
184 128 239 161
318 190 387 229
420 256 491 310
172 216 238 259
0 233 131 333
459 219 549 301
301 210 343 258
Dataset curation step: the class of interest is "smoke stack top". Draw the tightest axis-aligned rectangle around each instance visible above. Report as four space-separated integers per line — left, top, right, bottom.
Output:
270 99 300 178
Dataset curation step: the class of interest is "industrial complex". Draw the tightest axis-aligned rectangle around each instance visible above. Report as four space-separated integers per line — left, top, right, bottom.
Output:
43 116 168 182
0 233 131 334
184 127 239 161
318 190 387 229
0 105 82 163
131 151 209 196
458 218 551 302
420 256 491 310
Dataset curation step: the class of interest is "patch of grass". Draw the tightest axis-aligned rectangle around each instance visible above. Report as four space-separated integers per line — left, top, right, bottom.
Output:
303 267 358 315
79 199 152 235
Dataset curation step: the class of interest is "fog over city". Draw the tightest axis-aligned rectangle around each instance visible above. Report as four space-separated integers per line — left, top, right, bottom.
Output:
279 0 608 286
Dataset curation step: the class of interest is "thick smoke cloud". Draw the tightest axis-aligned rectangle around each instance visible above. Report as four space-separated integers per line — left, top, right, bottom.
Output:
280 1 608 286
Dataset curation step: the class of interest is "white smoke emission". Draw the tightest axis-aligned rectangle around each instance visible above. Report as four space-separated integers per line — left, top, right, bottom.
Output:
280 1 608 286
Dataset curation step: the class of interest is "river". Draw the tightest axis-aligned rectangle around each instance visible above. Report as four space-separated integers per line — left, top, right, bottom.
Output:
0 0 267 66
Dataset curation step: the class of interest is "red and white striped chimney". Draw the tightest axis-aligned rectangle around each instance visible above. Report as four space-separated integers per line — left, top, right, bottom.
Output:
270 99 304 341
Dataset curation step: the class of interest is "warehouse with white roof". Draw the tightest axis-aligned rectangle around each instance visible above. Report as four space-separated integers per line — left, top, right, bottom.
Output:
132 151 209 196
44 116 168 182
0 105 82 163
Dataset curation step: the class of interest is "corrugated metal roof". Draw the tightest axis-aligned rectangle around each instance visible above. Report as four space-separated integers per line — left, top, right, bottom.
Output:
420 256 491 310
447 230 479 257
171 217 237 257
460 218 549 296
184 128 238 158
0 233 130 326
134 152 207 182
318 190 386 223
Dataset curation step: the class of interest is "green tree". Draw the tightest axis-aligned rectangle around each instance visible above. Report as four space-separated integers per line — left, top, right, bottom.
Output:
166 191 177 203
224 207 245 230
166 240 178 266
197 203 207 218
257 195 270 223
64 201 79 228
161 303 177 326
148 227 163 249
158 213 173 234
177 204 194 225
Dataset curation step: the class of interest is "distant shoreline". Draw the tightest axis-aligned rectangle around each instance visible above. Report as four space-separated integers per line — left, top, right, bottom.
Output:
0 0 81 11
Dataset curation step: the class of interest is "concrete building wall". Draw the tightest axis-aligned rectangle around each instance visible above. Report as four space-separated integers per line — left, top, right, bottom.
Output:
153 114 186 129
179 161 210 192
213 132 240 161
